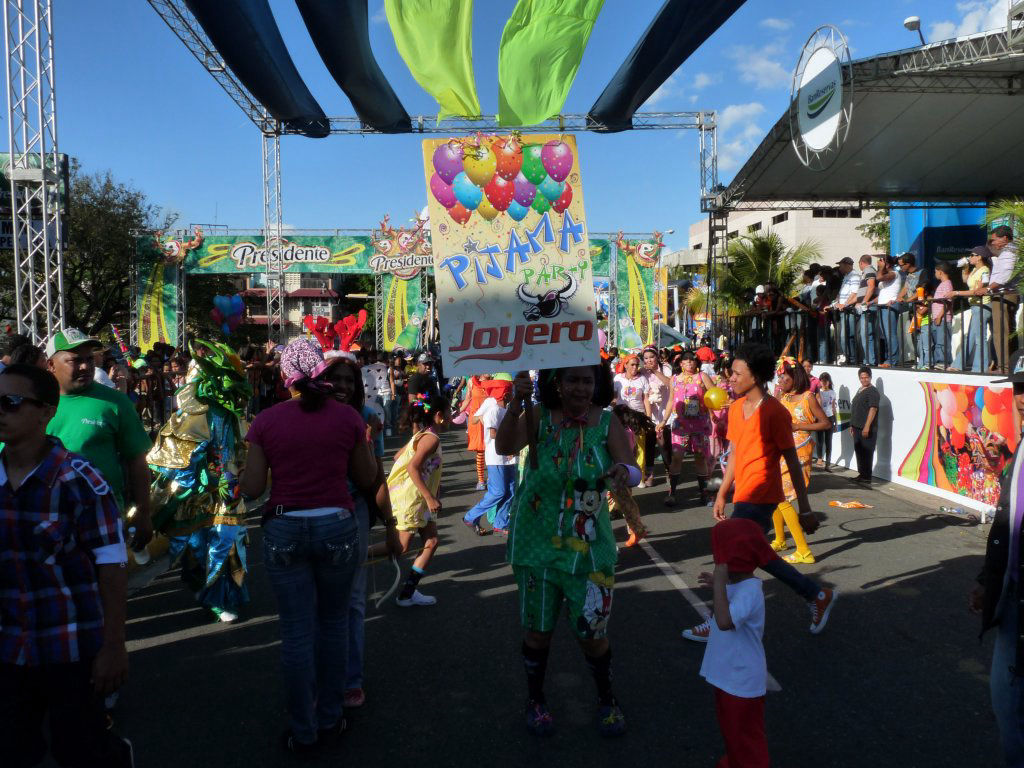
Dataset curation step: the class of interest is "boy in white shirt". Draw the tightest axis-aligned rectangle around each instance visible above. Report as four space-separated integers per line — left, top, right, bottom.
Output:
698 518 776 768
462 377 517 535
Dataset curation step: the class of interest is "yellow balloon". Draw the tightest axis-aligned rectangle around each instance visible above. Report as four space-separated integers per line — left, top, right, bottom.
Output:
704 386 728 411
463 146 497 187
477 197 499 221
983 407 1001 434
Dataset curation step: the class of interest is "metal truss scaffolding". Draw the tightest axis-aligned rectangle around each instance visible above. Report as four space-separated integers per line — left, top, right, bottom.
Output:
262 126 285 343
4 0 63 343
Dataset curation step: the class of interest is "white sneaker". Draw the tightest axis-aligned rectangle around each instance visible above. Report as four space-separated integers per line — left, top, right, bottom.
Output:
637 480 647 489
396 589 437 607
217 610 238 623
681 617 712 643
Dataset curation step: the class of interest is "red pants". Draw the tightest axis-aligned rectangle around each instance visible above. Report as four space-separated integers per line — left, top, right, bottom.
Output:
714 687 770 768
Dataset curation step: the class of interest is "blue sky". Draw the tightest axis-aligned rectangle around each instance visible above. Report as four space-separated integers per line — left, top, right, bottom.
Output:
55 0 1011 250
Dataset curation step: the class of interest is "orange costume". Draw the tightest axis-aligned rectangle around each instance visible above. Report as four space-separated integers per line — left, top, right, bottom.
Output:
466 376 489 484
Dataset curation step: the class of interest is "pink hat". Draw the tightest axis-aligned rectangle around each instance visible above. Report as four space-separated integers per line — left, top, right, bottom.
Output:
280 338 329 388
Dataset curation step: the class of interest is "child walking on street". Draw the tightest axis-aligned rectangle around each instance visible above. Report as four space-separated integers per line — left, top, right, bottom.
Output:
610 404 651 547
699 518 777 768
387 392 446 606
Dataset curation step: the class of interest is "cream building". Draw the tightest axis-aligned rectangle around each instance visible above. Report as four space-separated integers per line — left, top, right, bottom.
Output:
688 205 879 265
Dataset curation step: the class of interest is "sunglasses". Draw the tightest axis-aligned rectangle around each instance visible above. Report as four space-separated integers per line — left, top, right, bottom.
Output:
0 393 46 413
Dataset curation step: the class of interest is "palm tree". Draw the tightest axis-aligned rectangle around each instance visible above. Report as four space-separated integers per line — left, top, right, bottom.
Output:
683 230 821 317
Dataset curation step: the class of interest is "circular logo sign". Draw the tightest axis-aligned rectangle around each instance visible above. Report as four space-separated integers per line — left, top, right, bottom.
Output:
797 47 842 151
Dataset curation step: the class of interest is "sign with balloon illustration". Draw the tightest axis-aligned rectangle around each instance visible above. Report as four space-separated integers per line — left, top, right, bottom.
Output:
211 294 245 335
422 133 600 377
899 381 1018 508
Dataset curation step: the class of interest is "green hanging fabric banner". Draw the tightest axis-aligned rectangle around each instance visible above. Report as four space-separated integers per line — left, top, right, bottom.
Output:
385 0 481 120
498 0 605 126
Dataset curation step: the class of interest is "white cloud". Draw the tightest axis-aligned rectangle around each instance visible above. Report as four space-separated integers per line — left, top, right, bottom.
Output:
760 18 792 31
929 0 1009 41
643 72 683 107
689 94 699 104
371 2 387 24
692 72 721 90
729 41 791 90
718 102 767 170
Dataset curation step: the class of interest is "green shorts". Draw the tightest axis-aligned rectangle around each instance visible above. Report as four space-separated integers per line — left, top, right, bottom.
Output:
512 565 614 640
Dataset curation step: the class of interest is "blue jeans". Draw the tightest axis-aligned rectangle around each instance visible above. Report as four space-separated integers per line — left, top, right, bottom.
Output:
263 512 359 745
464 463 517 530
879 305 900 365
731 502 820 601
930 321 951 367
992 586 1024 766
346 498 369 691
817 321 830 365
915 327 931 369
839 311 857 362
966 305 993 372
858 307 877 365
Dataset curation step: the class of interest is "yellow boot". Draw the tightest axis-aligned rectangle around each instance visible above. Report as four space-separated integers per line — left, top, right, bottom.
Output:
770 506 789 551
778 501 815 564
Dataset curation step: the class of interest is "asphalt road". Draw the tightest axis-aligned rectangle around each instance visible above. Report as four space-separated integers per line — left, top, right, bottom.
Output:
112 432 998 768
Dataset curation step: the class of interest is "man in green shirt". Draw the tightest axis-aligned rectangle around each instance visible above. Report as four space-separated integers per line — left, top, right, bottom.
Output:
46 329 153 549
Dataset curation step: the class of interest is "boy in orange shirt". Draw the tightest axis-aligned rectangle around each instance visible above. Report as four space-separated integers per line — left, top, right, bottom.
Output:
683 343 837 642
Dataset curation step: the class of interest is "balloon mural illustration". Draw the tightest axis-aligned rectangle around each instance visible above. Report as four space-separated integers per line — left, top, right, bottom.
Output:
210 294 245 335
898 382 1017 507
429 134 575 226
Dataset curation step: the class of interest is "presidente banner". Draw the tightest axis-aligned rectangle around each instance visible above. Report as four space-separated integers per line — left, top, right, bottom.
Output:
614 232 664 349
182 234 373 274
135 234 182 352
422 134 599 377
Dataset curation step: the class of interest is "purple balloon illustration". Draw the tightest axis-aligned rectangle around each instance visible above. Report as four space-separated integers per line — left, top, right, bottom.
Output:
512 171 536 207
507 200 529 222
541 139 573 182
430 173 457 209
432 142 464 184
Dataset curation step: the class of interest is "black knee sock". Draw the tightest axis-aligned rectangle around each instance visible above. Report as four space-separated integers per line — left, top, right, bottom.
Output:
584 648 615 706
669 473 680 493
398 565 424 599
522 642 550 704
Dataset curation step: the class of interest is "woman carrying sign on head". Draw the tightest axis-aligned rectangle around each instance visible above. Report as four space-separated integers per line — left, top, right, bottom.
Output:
495 363 641 739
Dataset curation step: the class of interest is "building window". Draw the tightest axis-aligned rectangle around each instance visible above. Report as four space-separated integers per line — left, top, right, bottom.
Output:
813 209 825 218
727 230 738 239
771 212 788 225
746 222 762 233
850 208 862 218
693 243 703 250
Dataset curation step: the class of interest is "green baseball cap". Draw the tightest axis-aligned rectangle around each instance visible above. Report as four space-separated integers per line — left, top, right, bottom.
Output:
45 328 103 358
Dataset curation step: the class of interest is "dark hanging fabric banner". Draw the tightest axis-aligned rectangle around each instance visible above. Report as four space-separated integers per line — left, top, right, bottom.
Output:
295 0 411 133
184 0 330 138
586 0 746 132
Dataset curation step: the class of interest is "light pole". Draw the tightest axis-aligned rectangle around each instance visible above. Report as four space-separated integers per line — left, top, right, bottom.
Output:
904 16 927 46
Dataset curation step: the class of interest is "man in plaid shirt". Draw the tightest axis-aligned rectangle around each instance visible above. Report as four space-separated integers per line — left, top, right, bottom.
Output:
0 364 135 767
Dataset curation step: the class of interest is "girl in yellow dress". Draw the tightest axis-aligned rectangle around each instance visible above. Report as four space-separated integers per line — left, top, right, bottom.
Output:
387 391 446 606
771 358 831 564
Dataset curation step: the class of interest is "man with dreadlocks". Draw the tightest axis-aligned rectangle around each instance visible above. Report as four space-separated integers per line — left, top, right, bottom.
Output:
147 340 252 622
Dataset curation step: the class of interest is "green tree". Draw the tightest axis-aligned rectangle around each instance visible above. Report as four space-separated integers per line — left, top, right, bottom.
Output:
684 231 820 316
856 204 891 251
63 161 174 334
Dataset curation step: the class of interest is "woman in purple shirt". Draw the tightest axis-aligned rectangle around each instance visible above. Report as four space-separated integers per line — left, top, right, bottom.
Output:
241 339 382 757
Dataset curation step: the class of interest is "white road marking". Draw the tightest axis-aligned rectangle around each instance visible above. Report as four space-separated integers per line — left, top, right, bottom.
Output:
638 537 782 692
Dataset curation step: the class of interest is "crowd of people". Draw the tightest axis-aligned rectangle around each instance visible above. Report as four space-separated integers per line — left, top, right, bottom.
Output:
5 314 1024 767
734 225 1019 375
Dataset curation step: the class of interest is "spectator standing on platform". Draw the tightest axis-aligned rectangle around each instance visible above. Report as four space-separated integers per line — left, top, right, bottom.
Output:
875 255 903 368
850 366 880 485
952 246 993 372
896 253 927 364
0 364 136 767
856 255 878 366
988 225 1018 372
931 262 955 370
833 257 860 364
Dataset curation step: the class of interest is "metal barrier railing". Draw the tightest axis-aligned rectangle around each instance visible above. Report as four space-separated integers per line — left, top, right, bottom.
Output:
729 292 1018 374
